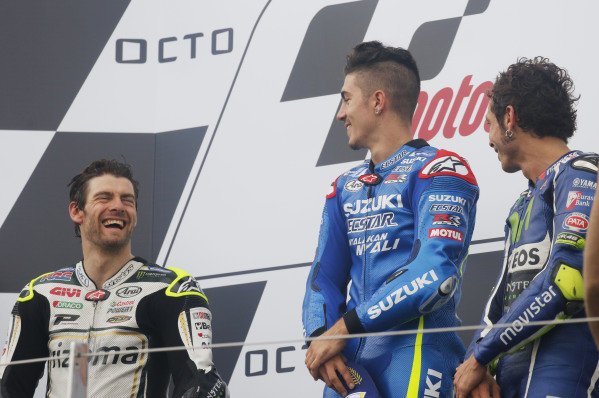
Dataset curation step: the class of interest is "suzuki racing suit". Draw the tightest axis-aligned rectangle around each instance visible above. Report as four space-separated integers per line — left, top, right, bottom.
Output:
302 139 479 397
467 151 599 397
0 257 228 398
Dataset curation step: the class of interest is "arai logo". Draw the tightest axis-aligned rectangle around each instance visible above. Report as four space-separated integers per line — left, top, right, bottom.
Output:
116 286 142 298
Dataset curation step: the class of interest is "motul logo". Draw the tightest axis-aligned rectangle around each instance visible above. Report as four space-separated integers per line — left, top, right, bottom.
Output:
49 287 81 298
428 228 463 242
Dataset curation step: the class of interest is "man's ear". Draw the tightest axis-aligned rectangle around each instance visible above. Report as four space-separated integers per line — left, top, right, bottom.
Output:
505 105 517 131
69 202 83 224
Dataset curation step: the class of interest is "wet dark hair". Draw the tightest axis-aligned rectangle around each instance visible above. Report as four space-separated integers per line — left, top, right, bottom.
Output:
68 159 139 237
344 41 421 121
488 56 579 142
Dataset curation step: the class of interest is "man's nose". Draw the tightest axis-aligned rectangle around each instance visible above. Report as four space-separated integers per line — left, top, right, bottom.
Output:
336 105 346 121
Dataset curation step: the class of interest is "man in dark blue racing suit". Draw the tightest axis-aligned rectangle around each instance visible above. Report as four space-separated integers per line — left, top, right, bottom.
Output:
454 58 599 397
302 41 479 398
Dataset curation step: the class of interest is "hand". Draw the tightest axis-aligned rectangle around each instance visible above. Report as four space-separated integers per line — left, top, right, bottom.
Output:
317 355 355 396
469 370 500 398
454 354 489 398
305 319 349 379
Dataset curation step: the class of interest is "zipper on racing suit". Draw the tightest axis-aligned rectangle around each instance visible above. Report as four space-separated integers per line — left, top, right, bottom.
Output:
355 184 374 360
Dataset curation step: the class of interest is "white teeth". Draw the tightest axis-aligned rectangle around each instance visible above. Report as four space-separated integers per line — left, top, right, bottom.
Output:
102 219 124 227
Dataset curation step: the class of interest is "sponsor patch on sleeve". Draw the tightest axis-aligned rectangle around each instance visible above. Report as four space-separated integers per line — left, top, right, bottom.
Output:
419 150 477 185
428 228 463 242
555 232 585 249
563 212 589 232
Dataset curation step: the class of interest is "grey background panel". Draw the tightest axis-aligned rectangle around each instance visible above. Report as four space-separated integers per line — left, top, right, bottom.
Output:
280 0 378 102
0 128 205 292
0 0 130 130
206 281 267 384
457 250 503 345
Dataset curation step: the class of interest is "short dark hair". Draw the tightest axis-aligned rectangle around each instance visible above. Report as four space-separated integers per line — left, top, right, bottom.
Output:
344 41 421 121
68 159 139 237
488 57 579 142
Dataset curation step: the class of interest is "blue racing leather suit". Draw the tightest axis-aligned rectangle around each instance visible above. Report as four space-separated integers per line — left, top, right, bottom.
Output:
302 139 479 397
466 151 599 397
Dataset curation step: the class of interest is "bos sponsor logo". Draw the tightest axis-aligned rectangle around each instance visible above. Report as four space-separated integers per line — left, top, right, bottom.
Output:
500 286 557 345
343 194 402 215
432 214 461 227
424 368 443 398
573 178 597 189
367 270 439 319
50 287 81 297
107 316 131 324
85 289 110 302
195 321 210 330
384 174 407 184
428 195 466 205
358 174 382 185
52 301 83 310
566 191 593 210
428 228 463 242
429 204 465 215
344 179 364 192
347 213 398 234
379 150 408 169
564 213 589 232
116 286 142 298
42 271 73 282
392 165 413 173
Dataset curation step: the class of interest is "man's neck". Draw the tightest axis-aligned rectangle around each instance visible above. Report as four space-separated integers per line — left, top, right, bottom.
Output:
369 117 414 165
518 135 571 183
82 242 134 288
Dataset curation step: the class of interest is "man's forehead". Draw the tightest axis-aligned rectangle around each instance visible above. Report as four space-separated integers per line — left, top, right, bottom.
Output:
87 174 134 195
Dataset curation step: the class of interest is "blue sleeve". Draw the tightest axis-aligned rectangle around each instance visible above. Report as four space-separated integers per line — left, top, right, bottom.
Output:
343 173 479 332
302 176 352 338
472 165 597 365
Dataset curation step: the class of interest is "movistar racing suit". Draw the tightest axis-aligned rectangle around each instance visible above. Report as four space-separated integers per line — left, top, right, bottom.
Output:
0 257 228 398
302 139 479 397
466 151 599 397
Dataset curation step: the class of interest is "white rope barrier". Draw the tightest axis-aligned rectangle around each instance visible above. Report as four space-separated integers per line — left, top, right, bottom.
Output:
2 316 599 368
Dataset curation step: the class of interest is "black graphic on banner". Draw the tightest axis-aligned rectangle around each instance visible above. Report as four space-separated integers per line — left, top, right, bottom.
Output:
280 0 490 166
206 281 267 384
0 128 205 292
0 0 131 130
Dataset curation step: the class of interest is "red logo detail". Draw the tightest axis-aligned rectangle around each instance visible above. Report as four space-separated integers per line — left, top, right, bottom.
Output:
566 191 583 211
50 287 81 298
428 227 463 242
326 176 340 199
358 174 381 185
412 75 493 140
565 215 588 230
85 290 110 301
419 150 477 185
538 171 546 180
2 348 6 357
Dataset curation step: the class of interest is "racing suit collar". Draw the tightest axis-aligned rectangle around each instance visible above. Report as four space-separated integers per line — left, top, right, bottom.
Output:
370 138 430 172
530 150 581 187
